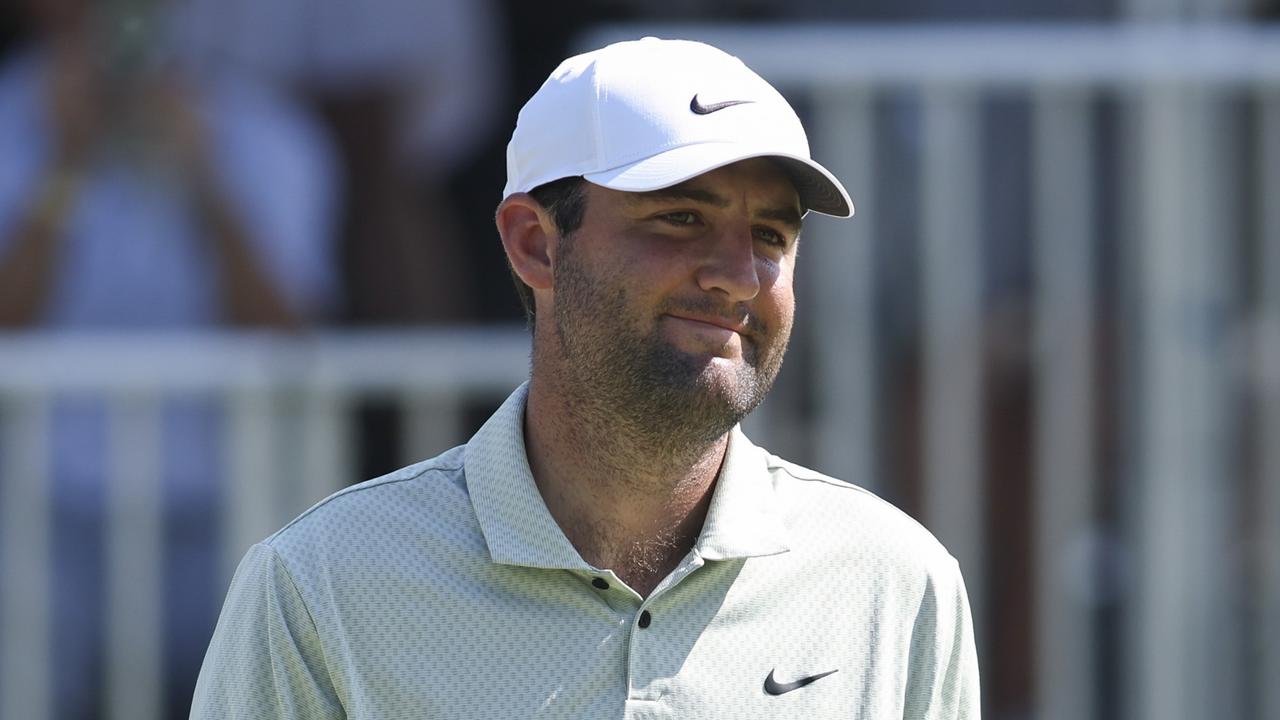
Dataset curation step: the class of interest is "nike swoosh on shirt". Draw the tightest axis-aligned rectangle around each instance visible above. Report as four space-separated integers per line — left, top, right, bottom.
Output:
763 668 839 695
690 95 755 115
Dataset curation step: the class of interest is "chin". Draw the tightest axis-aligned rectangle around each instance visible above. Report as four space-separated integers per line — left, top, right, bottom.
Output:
678 361 770 421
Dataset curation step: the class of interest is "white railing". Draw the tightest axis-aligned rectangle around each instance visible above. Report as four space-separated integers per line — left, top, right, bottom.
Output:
0 329 533 720
580 23 1277 720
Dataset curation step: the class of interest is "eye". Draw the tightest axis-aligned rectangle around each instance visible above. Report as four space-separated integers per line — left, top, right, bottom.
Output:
754 226 789 249
659 211 699 226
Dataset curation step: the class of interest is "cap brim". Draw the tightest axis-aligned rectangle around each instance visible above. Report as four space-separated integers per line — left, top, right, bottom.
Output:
583 142 853 218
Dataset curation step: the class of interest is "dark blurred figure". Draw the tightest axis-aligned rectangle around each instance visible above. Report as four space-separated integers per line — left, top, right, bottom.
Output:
0 0 337 326
173 0 507 481
175 0 504 325
0 0 337 717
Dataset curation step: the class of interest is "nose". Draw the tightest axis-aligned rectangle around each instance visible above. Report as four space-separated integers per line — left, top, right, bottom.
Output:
694 225 760 302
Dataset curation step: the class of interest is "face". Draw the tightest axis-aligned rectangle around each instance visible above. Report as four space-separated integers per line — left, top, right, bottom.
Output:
543 158 803 445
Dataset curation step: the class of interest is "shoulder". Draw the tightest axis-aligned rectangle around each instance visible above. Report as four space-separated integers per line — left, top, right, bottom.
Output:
263 444 477 563
216 444 492 653
763 451 960 575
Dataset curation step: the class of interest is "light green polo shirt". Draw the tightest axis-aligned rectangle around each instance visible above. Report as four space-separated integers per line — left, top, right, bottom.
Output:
191 383 979 719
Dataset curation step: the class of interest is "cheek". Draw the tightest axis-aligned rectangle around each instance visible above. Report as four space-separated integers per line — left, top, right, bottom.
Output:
755 283 795 349
769 287 796 333
595 257 665 324
755 251 795 291
757 259 794 308
769 268 798 339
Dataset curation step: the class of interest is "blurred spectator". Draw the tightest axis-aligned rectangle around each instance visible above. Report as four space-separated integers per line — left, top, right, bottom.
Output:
0 0 337 717
175 0 505 324
0 0 337 327
172 0 507 480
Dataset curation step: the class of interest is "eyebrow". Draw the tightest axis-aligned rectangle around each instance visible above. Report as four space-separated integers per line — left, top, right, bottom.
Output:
628 186 804 234
757 206 804 235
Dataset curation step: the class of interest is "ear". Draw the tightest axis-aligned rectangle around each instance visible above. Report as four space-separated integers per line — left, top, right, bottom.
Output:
495 193 557 291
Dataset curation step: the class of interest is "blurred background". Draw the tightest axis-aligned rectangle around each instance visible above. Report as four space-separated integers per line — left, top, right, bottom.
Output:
0 1 1277 719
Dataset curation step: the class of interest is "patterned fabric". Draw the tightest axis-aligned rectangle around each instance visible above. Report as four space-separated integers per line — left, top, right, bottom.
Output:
191 383 980 719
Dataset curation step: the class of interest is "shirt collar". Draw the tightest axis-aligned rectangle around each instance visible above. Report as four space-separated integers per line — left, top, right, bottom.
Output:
465 382 589 570
693 427 791 561
465 383 791 569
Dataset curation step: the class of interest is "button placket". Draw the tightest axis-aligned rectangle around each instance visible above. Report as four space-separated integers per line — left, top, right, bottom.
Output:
622 557 709 702
583 571 636 615
625 598 667 702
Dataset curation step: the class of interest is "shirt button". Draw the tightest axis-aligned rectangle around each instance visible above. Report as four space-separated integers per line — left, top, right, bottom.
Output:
592 577 609 590
638 610 652 629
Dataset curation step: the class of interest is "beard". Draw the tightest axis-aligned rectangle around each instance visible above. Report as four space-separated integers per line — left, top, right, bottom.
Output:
545 232 791 455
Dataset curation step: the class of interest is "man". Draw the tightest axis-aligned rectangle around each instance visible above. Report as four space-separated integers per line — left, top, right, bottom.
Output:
0 1 336 718
173 0 506 324
191 37 980 718
0 0 335 328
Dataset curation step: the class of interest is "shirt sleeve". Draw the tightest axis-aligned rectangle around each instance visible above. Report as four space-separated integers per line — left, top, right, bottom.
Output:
903 558 982 719
190 543 345 719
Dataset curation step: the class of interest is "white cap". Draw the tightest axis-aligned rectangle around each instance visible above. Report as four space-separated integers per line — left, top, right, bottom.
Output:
503 37 853 218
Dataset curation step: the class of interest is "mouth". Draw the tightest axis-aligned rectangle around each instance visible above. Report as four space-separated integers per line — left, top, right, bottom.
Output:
663 313 752 338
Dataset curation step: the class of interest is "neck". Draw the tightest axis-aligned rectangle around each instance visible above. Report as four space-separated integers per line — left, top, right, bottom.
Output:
524 372 729 596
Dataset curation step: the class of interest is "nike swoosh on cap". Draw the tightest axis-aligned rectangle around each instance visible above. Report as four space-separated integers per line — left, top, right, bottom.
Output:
763 668 839 696
690 94 755 115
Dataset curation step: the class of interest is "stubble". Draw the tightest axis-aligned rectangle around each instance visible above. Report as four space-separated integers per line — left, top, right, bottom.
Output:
544 232 790 461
